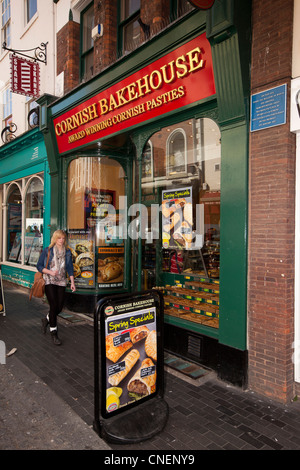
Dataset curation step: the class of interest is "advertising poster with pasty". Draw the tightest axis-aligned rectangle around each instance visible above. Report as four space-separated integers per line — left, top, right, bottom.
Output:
103 297 157 415
68 229 95 288
98 246 124 288
162 186 194 250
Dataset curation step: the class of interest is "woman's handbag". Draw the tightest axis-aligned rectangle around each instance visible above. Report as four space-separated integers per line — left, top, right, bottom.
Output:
29 249 50 300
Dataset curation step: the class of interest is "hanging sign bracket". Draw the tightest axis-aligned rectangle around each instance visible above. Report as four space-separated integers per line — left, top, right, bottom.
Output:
2 41 48 64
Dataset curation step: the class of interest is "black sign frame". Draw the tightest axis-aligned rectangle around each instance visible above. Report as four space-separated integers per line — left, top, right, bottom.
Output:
93 289 168 443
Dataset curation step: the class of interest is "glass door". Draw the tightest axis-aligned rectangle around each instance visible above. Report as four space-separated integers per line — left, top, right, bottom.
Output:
67 156 128 292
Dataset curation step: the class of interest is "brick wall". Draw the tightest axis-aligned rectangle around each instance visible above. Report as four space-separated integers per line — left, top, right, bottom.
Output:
248 0 296 402
57 21 80 94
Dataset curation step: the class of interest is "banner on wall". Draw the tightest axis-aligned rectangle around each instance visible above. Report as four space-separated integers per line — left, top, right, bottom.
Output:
10 55 40 98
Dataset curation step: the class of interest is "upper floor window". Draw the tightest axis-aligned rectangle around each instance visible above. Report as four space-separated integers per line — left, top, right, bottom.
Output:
171 0 193 21
1 0 10 46
118 0 141 56
2 87 12 128
26 0 37 23
80 2 94 81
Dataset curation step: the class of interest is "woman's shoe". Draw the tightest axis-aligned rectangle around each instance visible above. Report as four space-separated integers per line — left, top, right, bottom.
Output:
41 317 49 334
50 330 62 345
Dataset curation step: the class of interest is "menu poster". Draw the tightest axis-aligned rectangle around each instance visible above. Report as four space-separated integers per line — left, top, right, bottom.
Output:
98 246 124 288
85 188 115 229
162 186 194 249
102 296 157 417
68 229 95 288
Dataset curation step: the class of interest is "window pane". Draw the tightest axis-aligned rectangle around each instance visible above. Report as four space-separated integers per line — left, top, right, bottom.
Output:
7 185 22 263
137 118 221 323
123 18 141 53
82 5 94 53
25 177 44 265
121 0 140 21
27 0 37 23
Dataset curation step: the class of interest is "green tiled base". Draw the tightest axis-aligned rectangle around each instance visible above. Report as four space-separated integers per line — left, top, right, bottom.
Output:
164 352 211 380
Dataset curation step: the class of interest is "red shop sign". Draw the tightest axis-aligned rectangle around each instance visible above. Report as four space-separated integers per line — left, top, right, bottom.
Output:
53 33 216 154
10 55 40 98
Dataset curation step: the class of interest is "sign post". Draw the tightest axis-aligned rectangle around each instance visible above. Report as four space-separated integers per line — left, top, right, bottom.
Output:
93 290 168 444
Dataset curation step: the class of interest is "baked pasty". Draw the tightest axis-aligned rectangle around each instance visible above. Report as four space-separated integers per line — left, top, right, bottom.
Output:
130 325 149 344
106 332 132 363
145 330 157 361
75 251 94 267
99 261 123 281
127 358 156 396
75 240 93 253
108 349 140 386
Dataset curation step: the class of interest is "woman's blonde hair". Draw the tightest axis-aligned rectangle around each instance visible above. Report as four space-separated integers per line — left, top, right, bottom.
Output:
49 229 67 248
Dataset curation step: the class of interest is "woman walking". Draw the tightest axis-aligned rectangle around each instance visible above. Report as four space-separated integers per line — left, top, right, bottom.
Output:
37 230 76 345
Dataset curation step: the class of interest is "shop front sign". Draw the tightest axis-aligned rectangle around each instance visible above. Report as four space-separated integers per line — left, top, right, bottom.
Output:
53 33 216 154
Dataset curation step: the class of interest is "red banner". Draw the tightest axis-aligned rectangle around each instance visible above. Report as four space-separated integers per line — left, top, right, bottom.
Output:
53 33 216 154
10 55 40 98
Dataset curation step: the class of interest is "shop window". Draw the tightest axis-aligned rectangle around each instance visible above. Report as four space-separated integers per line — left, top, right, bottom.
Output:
24 177 43 265
67 157 126 290
118 0 141 56
80 2 94 81
138 117 221 329
6 183 22 263
3 174 43 266
1 0 11 47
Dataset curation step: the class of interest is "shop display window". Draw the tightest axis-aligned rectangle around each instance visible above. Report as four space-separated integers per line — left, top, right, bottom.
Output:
3 174 44 266
67 156 126 290
138 117 221 329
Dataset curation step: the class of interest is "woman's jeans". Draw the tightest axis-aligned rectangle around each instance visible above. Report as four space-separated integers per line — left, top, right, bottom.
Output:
45 284 65 328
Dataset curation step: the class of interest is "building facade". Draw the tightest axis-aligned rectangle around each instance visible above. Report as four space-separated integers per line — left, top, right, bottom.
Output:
1 0 300 403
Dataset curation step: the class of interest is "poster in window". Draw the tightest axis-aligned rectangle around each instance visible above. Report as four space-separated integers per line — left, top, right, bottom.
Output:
28 237 43 266
98 246 124 288
68 229 95 288
103 296 157 416
8 204 21 228
85 188 115 229
162 187 194 249
8 232 21 261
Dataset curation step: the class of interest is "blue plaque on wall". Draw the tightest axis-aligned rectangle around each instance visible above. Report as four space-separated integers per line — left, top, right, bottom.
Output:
250 84 287 132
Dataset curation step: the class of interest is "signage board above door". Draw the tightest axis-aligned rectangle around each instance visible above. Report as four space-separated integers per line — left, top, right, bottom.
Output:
53 33 216 154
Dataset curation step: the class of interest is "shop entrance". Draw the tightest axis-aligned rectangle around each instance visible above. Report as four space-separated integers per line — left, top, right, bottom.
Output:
66 155 131 310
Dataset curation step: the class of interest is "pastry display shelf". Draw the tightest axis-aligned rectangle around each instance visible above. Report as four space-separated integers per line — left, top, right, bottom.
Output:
160 272 220 332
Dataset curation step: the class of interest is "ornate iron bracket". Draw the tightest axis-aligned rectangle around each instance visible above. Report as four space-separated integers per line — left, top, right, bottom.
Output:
1 123 17 144
27 107 39 128
2 41 48 64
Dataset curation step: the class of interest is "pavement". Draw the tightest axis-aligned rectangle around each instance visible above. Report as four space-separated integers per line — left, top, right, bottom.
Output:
1 281 300 454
